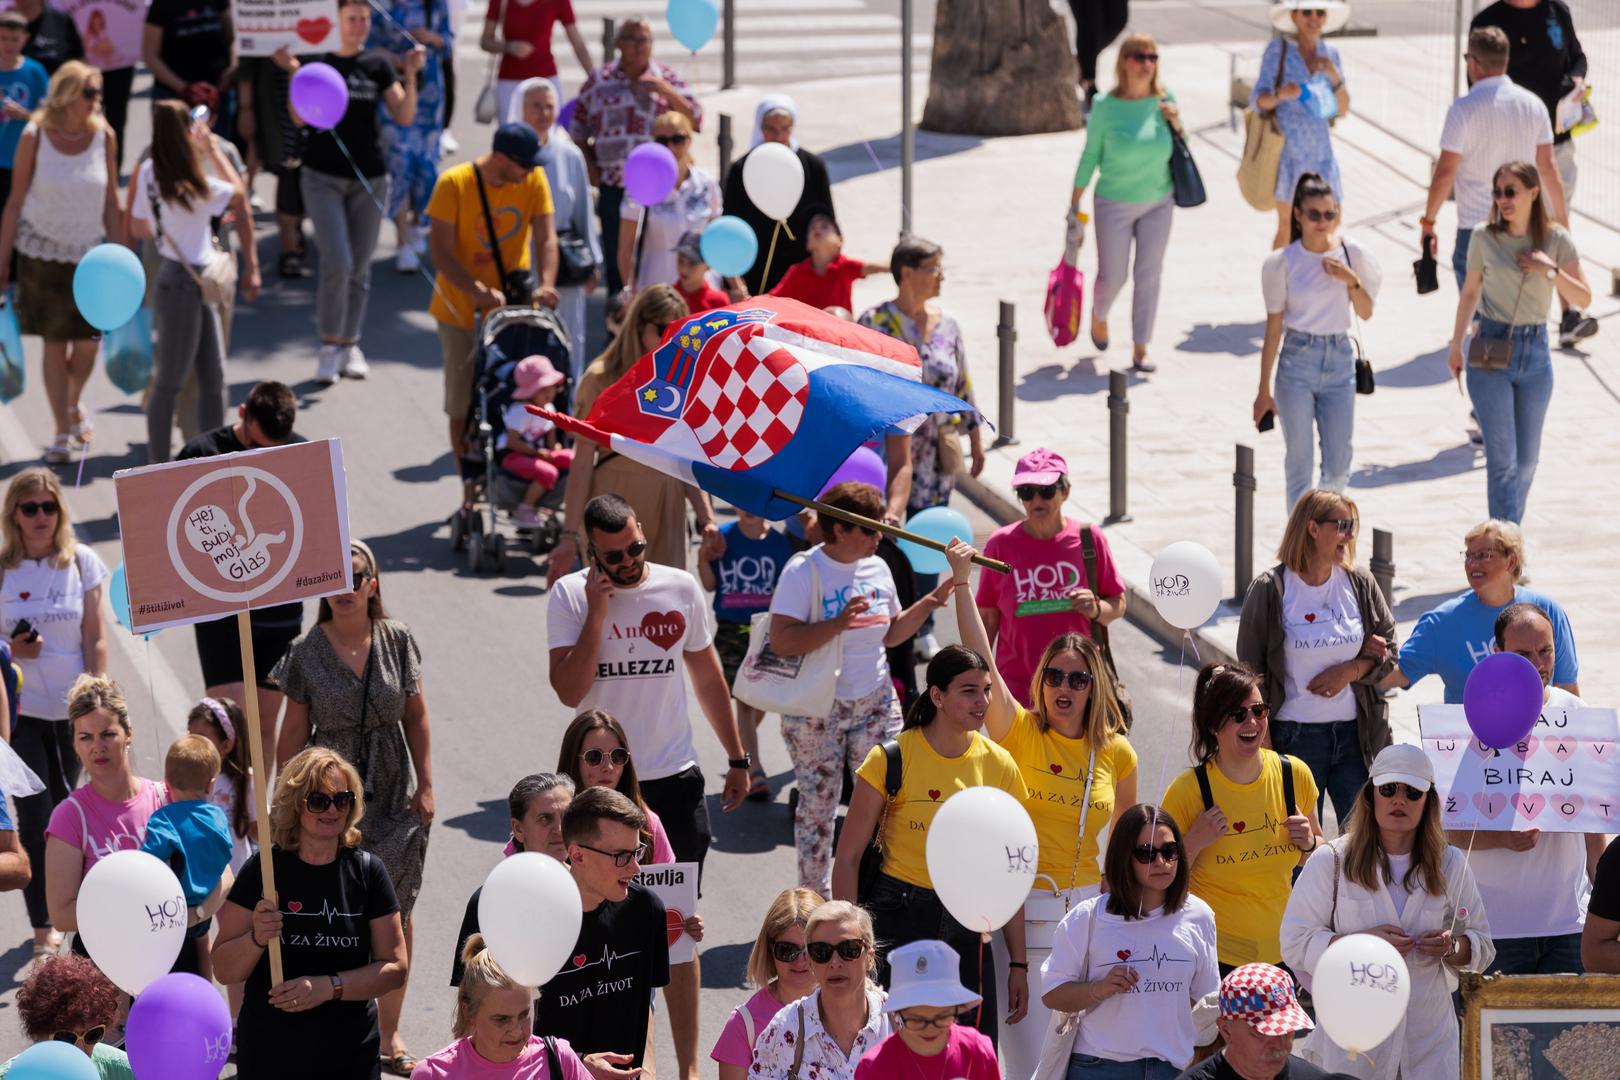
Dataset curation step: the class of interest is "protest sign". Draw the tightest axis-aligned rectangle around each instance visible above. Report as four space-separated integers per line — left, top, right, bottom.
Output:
632 862 699 965
1419 704 1620 832
56 0 146 71
233 0 339 56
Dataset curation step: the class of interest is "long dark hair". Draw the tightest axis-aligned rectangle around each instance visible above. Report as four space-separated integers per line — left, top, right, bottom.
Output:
556 710 655 853
902 645 990 730
1103 804 1190 918
150 98 209 210
1288 171 1337 245
1188 661 1263 764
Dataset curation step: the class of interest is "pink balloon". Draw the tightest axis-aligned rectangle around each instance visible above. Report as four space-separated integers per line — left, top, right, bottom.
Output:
624 142 679 206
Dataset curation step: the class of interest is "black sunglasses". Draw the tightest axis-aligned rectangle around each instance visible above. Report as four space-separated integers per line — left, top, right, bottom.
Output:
835 520 878 537
593 539 648 566
1492 186 1523 199
81 85 102 101
52 1025 106 1046
17 500 60 517
1225 702 1269 724
1376 782 1427 801
1128 52 1159 63
1041 667 1093 692
1302 208 1339 223
1301 8 1327 16
1132 842 1181 865
654 133 690 146
306 790 356 813
771 940 806 963
897 1011 971 1030
1016 483 1060 502
1316 517 1356 536
352 570 372 592
806 939 868 964
581 747 630 768
577 842 648 867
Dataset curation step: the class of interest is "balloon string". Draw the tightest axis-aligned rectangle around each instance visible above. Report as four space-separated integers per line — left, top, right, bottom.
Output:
1152 631 1191 803
143 635 160 766
761 220 783 291
1445 829 1479 939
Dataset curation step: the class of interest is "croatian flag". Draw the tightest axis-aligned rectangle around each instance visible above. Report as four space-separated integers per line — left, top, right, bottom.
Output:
531 297 977 519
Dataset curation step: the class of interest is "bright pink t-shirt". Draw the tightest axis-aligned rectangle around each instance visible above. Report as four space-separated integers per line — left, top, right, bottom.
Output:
769 254 865 312
45 777 166 873
974 519 1125 707
502 805 676 864
710 986 787 1067
853 1026 999 1080
410 1035 591 1080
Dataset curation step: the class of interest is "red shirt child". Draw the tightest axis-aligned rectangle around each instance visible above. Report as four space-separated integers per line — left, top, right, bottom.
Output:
769 213 887 313
675 230 732 314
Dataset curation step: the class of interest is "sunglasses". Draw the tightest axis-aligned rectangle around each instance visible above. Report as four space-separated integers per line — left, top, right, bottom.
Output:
897 1011 971 1031
771 940 806 964
577 841 648 867
1317 517 1356 536
654 133 690 146
806 939 868 964
1016 483 1060 502
1041 667 1094 692
17 500 60 517
82 86 102 101
594 540 648 566
305 790 356 813
1376 782 1427 801
352 570 372 592
1302 208 1339 223
51 1025 106 1047
1301 8 1327 16
1225 702 1269 725
581 747 630 768
1132 842 1181 865
1492 186 1524 199
1127 52 1159 63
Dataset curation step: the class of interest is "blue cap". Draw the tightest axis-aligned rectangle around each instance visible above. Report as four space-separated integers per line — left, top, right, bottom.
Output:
492 123 543 167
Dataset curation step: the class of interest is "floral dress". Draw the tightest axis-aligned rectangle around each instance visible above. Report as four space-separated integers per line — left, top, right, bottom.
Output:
1251 36 1345 202
369 0 451 220
857 300 980 514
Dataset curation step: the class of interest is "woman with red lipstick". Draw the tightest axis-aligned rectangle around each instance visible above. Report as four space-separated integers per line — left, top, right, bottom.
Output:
712 886 823 1080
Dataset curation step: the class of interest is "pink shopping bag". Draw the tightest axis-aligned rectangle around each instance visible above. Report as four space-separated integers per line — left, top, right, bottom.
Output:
1045 261 1085 347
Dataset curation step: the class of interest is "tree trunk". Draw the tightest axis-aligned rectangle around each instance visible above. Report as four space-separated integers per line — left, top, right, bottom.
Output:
921 0 1083 136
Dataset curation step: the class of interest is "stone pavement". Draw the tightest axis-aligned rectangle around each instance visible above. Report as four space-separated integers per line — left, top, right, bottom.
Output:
688 24 1620 740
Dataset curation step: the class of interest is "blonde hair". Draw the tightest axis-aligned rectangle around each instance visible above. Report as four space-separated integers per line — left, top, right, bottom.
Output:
1027 633 1126 745
269 748 365 851
1 469 75 570
584 285 689 388
652 109 695 166
1276 489 1358 574
36 61 105 133
804 900 876 981
1111 32 1165 98
453 933 532 1040
165 734 221 792
1464 519 1526 578
67 674 130 735
747 887 824 988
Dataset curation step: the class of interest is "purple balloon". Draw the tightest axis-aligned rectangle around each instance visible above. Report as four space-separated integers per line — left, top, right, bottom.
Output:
624 142 679 206
289 62 349 131
1463 651 1544 749
126 973 232 1080
817 446 887 498
558 96 577 131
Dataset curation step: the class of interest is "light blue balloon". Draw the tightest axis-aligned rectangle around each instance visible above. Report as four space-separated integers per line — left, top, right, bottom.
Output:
72 244 146 332
700 216 758 277
666 0 719 52
8 1040 97 1080
897 506 973 575
109 564 157 640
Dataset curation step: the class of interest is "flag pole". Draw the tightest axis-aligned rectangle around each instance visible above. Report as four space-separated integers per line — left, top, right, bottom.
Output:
773 490 1011 575
237 611 283 985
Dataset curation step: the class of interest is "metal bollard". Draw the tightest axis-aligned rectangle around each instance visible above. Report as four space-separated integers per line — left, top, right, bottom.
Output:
718 115 734 184
1233 445 1255 602
1370 528 1395 610
722 0 737 89
601 18 615 65
1104 370 1131 523
993 301 1018 448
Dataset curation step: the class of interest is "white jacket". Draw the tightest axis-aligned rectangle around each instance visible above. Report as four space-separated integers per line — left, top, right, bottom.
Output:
1279 837 1494 1080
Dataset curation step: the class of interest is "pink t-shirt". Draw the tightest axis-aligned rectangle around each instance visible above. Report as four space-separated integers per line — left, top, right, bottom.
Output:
974 519 1124 707
410 1035 591 1080
502 805 677 864
45 777 167 872
853 1026 999 1080
710 987 787 1067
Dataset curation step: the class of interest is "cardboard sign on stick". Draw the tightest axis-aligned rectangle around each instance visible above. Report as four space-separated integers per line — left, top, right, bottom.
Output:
632 863 699 965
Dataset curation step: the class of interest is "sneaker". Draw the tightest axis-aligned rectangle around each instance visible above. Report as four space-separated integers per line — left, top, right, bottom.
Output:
511 504 541 527
341 345 369 379
396 245 420 274
314 345 342 386
1560 307 1598 348
412 229 427 255
915 631 941 662
441 130 459 157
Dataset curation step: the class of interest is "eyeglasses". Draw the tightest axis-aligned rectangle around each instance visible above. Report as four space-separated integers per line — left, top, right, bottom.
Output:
17 500 60 517
81 86 102 101
913 262 945 276
1127 52 1159 63
51 1025 106 1047
1132 842 1181 865
653 133 690 146
1041 667 1094 692
1225 702 1269 725
1376 782 1427 801
1492 186 1523 199
593 539 648 566
1316 517 1356 536
581 747 630 768
1016 483 1061 502
1302 208 1339 223
806 939 868 964
896 1011 970 1030
306 790 356 813
1460 548 1501 563
351 570 372 592
576 842 648 867
771 940 806 963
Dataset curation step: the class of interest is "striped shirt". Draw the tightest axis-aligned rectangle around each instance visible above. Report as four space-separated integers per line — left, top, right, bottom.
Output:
1440 75 1553 229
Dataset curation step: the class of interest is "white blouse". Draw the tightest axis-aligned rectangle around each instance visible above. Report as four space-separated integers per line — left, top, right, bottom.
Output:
1261 236 1382 336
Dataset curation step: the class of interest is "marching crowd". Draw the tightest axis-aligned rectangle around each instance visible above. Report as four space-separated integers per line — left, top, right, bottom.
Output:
0 0 1614 1079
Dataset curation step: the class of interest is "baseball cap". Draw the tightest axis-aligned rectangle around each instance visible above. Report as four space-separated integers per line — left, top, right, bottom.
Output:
675 230 705 263
883 940 982 1013
493 122 544 167
1011 447 1068 486
1369 743 1434 792
513 355 565 400
1219 963 1314 1036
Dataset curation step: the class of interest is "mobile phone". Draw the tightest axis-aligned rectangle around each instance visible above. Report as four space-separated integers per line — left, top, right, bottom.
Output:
11 618 38 641
1257 410 1276 433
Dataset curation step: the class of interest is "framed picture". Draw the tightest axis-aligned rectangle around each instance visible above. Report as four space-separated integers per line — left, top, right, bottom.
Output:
1460 973 1620 1080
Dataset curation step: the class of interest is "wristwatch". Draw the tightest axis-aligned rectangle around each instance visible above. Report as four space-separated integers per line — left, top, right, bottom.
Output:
1545 268 1558 280
330 973 345 1001
728 754 752 770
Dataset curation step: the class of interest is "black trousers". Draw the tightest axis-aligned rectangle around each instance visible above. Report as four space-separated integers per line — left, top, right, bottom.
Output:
13 716 79 928
1067 0 1130 84
598 183 625 297
102 66 135 173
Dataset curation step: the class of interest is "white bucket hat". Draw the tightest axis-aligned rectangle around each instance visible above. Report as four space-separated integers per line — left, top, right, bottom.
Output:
1271 0 1351 35
884 940 982 1013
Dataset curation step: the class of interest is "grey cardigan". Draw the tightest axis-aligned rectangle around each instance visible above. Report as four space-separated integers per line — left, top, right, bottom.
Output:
1236 563 1397 767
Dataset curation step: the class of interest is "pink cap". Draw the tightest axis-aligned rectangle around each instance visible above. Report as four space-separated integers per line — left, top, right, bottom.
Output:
513 355 566 400
1011 447 1068 486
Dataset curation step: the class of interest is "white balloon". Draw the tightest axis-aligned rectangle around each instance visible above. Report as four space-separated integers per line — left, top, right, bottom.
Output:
1311 933 1411 1055
924 787 1037 934
478 853 584 986
1149 540 1222 630
76 850 187 995
741 142 805 222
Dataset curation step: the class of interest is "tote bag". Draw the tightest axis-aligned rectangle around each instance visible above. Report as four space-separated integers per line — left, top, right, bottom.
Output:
103 307 154 396
733 550 842 718
1045 214 1086 347
1237 42 1289 211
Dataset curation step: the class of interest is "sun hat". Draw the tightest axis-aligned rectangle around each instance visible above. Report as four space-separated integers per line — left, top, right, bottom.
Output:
1010 448 1068 487
1219 963 1314 1036
883 940 982 1013
1368 743 1434 792
513 355 566 400
1270 0 1351 35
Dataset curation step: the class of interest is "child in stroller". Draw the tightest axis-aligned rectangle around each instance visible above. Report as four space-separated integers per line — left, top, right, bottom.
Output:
501 355 574 527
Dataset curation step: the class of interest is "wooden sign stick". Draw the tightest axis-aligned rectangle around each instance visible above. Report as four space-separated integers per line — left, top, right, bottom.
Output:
237 610 283 985
772 490 1011 575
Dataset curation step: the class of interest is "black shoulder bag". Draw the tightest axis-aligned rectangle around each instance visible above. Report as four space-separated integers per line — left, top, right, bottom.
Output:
856 739 902 902
472 162 535 305
1081 525 1132 730
1343 241 1375 395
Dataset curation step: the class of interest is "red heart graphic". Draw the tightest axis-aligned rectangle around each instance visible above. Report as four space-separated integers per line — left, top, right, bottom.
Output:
1304 612 1316 623
1231 821 1247 833
639 610 686 652
17 592 28 600
1116 949 1132 961
295 16 332 44
572 953 586 968
928 789 942 801
1049 764 1063 775
665 908 685 947
287 901 302 913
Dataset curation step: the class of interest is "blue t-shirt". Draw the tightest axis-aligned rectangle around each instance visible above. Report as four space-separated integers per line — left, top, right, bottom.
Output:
0 58 46 169
1398 586 1579 702
139 799 234 905
707 521 795 625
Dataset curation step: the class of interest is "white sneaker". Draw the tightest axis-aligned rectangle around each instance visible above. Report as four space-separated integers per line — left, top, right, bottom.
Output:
396 245 420 274
915 631 941 662
341 345 369 379
441 131 459 157
413 229 427 255
314 345 342 386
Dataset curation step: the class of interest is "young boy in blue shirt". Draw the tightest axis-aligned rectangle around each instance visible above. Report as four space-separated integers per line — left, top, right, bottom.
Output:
141 734 235 977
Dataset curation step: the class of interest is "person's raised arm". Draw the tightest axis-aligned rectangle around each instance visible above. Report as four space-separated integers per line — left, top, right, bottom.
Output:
384 49 423 126
0 830 30 892
830 779 882 901
946 540 1016 741
684 646 747 811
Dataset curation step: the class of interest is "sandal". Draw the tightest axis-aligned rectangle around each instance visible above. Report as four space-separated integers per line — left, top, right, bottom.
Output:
279 250 312 279
747 767 770 802
69 413 93 449
43 435 72 464
381 1050 419 1076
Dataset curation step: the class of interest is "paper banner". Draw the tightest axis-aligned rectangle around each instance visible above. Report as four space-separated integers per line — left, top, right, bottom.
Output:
232 0 338 56
56 0 147 72
1418 704 1620 832
632 862 698 965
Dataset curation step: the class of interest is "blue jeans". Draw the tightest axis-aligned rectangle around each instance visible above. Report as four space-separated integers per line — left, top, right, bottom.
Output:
1487 932 1584 975
1274 329 1355 512
1453 226 1473 289
1067 1054 1180 1080
1465 319 1553 523
1270 719 1367 828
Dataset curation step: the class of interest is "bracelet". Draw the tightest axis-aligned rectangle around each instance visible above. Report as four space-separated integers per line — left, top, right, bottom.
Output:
250 929 267 949
1419 216 1436 228
1008 960 1029 970
952 579 970 588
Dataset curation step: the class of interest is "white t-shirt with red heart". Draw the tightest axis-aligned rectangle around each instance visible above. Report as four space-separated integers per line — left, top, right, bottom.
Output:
547 562 714 781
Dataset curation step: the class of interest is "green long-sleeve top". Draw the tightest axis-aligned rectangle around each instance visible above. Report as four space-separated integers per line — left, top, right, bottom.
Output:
1073 91 1177 204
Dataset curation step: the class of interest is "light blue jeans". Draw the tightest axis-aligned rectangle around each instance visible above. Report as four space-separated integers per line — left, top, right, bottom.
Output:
1465 318 1552 523
1067 1053 1180 1080
1274 328 1355 512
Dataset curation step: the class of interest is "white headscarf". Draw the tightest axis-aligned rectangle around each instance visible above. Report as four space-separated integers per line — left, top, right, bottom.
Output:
505 77 575 146
750 93 799 150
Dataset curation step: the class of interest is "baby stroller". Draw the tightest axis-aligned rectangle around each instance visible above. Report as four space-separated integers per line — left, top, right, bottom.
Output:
449 304 573 575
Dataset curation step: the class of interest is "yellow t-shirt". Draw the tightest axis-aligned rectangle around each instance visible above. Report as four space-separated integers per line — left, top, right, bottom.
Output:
426 160 555 330
1162 751 1318 967
997 704 1137 891
855 727 1027 890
